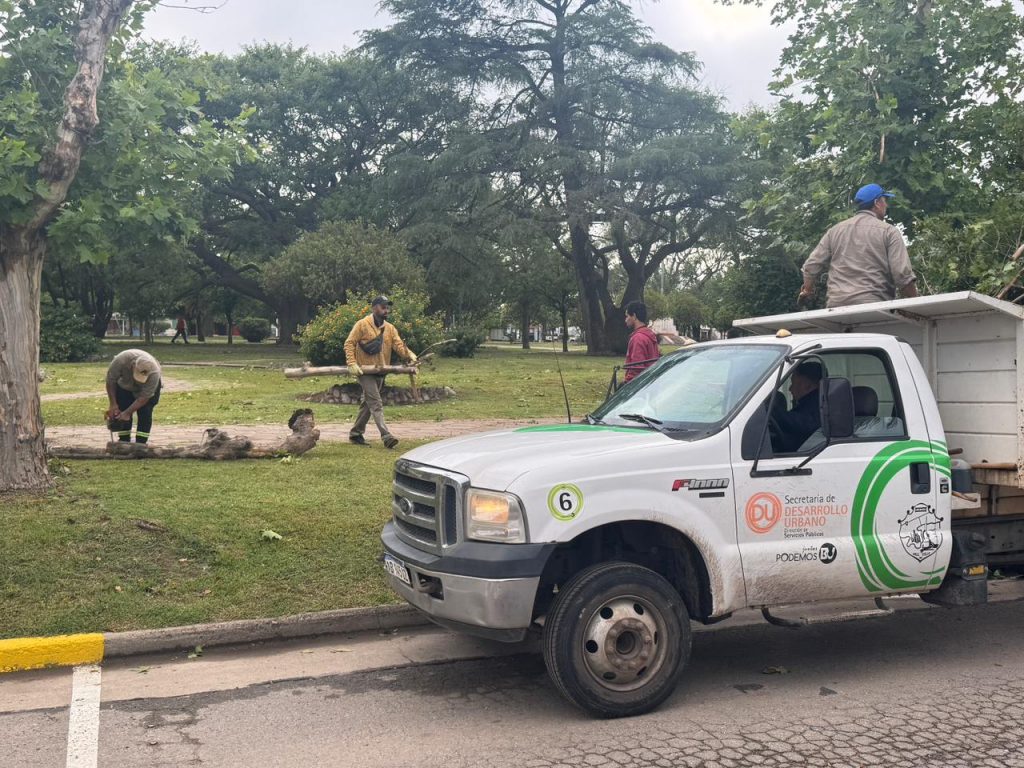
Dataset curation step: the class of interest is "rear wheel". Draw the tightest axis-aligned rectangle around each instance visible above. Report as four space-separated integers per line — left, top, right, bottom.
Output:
542 561 691 718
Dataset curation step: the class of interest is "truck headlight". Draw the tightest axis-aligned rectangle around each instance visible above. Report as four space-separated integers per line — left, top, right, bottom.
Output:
466 488 526 543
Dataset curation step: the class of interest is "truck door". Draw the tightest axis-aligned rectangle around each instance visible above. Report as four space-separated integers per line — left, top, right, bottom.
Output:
731 345 947 607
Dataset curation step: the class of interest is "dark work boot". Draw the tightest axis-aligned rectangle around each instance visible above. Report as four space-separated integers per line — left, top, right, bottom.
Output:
349 434 367 446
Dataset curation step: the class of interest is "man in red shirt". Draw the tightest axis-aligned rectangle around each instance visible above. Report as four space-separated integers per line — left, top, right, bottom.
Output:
623 301 660 382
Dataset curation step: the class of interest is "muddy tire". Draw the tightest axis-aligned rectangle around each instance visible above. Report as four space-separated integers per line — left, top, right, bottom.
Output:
542 561 691 718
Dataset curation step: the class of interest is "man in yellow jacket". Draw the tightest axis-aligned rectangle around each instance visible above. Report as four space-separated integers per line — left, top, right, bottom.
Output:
344 295 418 448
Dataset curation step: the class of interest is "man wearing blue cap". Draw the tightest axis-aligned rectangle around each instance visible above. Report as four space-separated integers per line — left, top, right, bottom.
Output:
799 183 919 307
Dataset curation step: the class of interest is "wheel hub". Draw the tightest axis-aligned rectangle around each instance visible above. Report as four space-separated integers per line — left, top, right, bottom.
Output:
582 596 665 691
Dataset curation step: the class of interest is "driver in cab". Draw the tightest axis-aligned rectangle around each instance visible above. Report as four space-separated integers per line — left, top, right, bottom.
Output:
771 361 823 452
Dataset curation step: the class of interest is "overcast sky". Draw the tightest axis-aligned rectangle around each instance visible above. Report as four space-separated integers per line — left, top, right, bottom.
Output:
142 0 790 109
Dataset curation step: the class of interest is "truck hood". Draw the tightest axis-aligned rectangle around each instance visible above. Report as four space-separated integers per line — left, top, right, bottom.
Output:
400 424 666 490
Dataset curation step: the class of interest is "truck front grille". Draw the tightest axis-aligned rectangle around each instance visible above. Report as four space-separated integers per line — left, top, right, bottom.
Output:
392 461 468 554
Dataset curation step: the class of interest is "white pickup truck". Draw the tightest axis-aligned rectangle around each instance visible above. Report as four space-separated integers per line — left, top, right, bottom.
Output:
381 292 1021 718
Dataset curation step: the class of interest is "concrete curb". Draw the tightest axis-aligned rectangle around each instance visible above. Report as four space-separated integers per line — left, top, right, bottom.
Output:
0 633 104 674
103 604 431 658
0 606 431 674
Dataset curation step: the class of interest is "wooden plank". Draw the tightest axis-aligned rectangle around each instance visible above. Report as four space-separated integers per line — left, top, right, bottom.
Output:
972 470 1024 489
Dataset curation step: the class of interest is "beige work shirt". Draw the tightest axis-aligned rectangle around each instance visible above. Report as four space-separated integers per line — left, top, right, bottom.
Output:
803 211 916 307
344 315 412 369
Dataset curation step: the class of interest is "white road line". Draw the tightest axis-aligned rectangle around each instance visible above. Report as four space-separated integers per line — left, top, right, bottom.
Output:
66 664 102 768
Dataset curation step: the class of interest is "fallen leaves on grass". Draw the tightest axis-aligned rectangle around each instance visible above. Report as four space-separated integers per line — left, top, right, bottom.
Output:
187 645 204 659
261 529 283 541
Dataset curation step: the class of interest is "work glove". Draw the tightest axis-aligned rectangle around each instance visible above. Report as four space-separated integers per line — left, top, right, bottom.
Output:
407 351 418 364
349 362 363 376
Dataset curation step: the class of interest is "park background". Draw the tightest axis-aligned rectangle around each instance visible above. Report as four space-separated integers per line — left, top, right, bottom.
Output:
2 0 1024 637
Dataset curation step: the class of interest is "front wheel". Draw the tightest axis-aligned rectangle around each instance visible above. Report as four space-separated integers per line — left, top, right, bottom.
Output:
542 561 691 718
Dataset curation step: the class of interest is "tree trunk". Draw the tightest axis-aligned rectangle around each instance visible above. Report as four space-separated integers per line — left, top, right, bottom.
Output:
560 306 569 353
520 303 531 350
91 301 113 338
0 0 137 492
226 307 234 345
0 230 50 491
277 300 307 346
193 309 205 342
50 409 321 460
600 305 629 356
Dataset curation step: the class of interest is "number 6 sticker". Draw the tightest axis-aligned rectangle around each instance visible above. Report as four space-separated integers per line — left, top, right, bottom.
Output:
548 483 584 521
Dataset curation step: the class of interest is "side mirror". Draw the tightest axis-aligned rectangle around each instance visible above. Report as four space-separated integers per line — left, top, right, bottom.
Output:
820 377 854 440
741 401 774 461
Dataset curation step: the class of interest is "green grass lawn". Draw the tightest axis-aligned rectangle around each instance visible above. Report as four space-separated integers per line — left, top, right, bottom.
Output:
42 341 623 427
1 444 404 638
7 340 662 638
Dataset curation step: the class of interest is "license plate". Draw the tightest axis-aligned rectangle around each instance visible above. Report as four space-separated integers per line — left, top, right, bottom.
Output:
383 554 411 586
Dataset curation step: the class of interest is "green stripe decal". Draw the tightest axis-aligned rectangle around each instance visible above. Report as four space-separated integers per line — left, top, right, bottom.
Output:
852 440 950 593
515 424 639 434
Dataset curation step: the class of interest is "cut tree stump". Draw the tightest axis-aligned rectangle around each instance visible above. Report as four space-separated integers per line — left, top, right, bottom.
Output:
48 409 320 460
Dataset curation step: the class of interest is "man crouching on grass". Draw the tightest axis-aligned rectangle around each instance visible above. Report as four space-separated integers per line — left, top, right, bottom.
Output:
105 349 162 443
344 295 417 449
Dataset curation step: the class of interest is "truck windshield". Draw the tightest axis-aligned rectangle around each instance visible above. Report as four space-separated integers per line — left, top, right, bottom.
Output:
591 344 786 433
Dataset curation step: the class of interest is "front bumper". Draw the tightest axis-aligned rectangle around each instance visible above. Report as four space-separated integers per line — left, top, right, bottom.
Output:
381 521 554 642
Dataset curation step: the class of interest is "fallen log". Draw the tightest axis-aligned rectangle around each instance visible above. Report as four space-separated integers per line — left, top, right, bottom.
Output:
48 409 320 460
283 364 418 379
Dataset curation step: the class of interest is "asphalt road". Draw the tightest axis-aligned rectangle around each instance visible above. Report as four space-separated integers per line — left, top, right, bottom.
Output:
3 598 1023 768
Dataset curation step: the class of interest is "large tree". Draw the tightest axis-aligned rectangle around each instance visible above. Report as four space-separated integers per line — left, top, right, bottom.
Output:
0 3 239 491
261 219 427 320
190 46 481 341
1 0 140 491
368 0 738 354
718 0 1024 313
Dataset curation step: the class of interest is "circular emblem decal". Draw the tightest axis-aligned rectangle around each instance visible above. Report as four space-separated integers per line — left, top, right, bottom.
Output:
745 492 782 534
548 483 584 521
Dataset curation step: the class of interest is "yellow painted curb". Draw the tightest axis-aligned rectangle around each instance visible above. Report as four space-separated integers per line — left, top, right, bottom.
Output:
0 634 104 673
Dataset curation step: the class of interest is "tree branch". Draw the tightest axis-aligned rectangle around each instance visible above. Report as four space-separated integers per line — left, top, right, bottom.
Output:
29 0 137 235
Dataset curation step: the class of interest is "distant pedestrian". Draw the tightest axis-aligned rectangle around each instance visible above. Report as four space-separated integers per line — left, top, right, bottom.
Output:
344 295 418 449
171 315 189 344
105 349 162 443
623 301 660 383
799 183 919 308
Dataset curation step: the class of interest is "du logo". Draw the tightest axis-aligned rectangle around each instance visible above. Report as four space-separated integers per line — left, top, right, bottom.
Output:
745 492 782 534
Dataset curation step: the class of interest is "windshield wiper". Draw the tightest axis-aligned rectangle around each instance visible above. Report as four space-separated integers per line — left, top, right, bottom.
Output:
583 413 605 425
618 413 671 434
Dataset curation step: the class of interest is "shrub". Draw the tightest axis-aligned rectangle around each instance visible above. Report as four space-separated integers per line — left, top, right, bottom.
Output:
238 317 271 343
40 304 101 363
440 326 486 358
298 288 445 366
